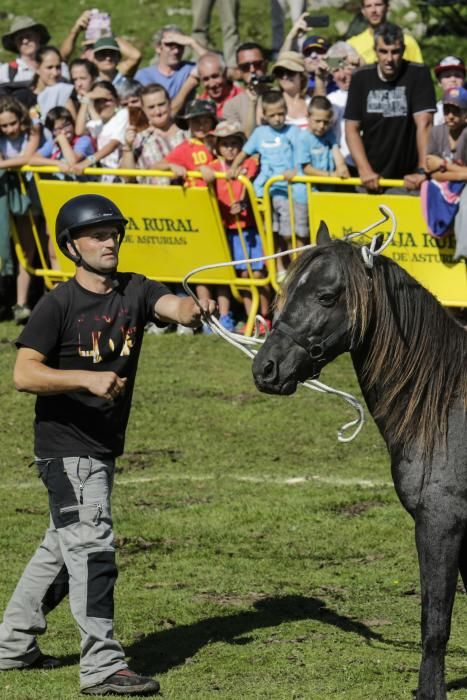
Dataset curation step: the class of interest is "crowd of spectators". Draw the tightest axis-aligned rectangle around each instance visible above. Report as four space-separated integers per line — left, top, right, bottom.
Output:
0 5 465 329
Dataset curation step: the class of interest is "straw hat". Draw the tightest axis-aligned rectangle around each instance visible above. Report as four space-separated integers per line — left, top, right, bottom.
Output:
212 120 245 140
2 16 50 53
272 51 305 74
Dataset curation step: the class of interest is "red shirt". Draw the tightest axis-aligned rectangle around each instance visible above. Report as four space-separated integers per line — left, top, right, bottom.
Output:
166 138 213 187
211 156 258 229
199 83 244 118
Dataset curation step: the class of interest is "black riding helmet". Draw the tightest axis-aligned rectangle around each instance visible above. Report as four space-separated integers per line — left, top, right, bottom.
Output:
55 194 128 271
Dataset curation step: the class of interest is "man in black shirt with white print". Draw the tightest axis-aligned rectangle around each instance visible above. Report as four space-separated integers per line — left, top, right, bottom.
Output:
0 194 215 696
345 22 436 192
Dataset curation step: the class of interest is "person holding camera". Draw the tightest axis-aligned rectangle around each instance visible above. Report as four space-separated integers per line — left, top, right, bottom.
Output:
223 42 271 137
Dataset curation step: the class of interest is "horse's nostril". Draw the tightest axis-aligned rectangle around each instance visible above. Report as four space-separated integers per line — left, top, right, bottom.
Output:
263 359 277 382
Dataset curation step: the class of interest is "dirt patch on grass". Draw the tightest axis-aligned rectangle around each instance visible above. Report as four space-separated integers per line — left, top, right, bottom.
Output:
195 591 269 607
333 499 386 518
120 448 182 470
115 535 178 554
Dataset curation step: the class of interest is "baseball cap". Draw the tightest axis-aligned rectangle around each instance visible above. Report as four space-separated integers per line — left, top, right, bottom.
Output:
93 37 121 54
272 51 305 74
434 56 465 77
442 86 467 110
178 99 218 123
302 35 330 54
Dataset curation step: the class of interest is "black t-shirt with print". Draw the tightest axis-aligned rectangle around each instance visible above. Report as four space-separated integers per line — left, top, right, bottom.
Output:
344 61 436 178
16 273 170 458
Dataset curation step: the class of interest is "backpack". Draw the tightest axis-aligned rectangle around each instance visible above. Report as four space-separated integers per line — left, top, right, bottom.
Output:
0 60 33 96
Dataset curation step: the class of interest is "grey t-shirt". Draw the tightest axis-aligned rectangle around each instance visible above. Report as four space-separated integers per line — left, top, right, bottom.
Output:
427 124 467 164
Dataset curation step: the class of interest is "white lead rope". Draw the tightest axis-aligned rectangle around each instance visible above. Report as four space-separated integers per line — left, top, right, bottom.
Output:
182 206 397 443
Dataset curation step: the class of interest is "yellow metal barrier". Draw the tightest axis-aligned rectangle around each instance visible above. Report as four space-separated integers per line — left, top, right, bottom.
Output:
263 175 467 307
10 167 467 319
16 166 276 335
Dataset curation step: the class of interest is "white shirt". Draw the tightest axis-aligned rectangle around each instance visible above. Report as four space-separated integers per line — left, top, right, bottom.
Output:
87 107 129 176
329 88 352 162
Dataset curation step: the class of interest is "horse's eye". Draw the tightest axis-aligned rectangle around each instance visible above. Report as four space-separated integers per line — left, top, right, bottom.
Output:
318 293 337 306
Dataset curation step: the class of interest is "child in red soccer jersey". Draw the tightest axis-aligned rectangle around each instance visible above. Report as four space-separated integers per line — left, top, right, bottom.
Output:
205 121 271 332
154 98 217 187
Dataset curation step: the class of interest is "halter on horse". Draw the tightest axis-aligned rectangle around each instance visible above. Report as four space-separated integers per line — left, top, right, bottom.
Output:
253 222 467 700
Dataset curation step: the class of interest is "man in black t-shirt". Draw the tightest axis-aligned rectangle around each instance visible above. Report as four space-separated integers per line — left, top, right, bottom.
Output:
0 194 215 696
345 22 436 192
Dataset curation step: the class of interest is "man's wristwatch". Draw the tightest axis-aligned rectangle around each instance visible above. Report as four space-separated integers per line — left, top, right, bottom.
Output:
414 167 427 176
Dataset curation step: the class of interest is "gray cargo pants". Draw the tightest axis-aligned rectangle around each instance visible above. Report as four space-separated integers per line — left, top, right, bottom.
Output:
0 456 127 690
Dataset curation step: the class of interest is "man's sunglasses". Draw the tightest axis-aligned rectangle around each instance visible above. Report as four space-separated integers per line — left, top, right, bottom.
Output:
238 60 264 71
303 48 326 58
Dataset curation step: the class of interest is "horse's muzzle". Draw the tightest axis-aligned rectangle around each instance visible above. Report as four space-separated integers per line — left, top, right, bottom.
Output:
252 356 300 395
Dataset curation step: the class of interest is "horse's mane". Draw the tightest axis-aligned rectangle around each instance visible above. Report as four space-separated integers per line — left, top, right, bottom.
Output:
282 241 467 456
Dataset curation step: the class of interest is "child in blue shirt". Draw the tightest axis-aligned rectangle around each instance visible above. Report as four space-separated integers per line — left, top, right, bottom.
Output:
229 91 309 265
302 95 349 188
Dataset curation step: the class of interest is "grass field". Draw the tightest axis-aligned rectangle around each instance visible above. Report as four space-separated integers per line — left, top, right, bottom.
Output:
0 1 466 698
1 321 467 699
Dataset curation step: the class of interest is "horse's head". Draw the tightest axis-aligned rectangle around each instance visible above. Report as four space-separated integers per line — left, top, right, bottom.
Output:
253 223 364 395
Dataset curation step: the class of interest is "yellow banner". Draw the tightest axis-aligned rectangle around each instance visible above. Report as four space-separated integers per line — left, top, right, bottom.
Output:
32 172 467 307
307 192 467 307
36 179 244 284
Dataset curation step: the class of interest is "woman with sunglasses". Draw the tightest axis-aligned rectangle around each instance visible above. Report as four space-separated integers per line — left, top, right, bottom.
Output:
272 51 309 129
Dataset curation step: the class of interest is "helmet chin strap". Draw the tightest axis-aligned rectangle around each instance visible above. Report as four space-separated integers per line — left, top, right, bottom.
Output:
67 236 120 280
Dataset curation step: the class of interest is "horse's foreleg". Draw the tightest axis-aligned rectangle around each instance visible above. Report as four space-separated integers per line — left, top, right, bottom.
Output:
415 511 463 700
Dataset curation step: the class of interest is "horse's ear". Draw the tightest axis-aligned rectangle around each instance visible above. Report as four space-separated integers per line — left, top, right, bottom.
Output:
316 220 332 246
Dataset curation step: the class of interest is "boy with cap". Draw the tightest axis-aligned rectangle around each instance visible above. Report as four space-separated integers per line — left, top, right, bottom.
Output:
424 87 467 261
426 87 467 171
433 56 466 126
205 121 271 330
154 98 217 187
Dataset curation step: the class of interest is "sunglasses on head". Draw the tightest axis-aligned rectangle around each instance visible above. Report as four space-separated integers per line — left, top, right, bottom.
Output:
238 59 264 71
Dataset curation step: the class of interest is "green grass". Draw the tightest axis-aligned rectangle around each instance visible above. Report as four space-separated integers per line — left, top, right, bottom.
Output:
1 323 467 698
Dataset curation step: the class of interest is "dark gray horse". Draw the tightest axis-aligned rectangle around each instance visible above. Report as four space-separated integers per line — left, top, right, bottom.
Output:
252 223 467 700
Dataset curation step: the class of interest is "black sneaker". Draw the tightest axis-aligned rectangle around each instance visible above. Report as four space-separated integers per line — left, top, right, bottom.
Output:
27 653 61 670
81 669 160 696
0 652 61 672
